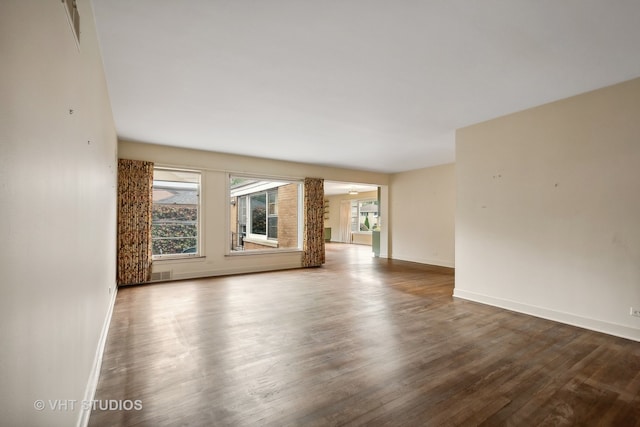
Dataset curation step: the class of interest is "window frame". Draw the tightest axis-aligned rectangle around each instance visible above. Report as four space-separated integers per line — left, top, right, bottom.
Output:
228 174 303 254
151 167 202 260
244 190 279 241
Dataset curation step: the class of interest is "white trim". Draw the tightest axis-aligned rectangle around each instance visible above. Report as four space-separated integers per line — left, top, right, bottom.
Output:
228 248 303 257
171 261 303 279
153 256 206 264
76 285 118 427
152 253 201 261
453 288 640 342
391 253 455 269
226 173 232 255
230 180 288 197
243 236 279 248
297 184 304 250
152 167 203 258
153 165 202 185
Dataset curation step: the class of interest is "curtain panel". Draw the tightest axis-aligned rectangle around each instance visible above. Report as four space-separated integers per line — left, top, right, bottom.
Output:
302 177 325 267
117 159 154 285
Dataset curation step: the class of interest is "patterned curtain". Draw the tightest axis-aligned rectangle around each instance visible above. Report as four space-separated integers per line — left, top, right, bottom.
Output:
117 159 154 285
302 177 325 267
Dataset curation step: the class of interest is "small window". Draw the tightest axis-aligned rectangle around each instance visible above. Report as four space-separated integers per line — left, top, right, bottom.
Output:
152 169 201 258
229 175 301 252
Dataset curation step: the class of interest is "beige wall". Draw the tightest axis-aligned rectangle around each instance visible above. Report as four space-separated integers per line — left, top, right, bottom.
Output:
389 164 456 267
119 141 389 279
455 78 640 341
0 1 118 425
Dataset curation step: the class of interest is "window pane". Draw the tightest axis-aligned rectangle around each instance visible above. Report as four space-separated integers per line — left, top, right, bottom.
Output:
268 217 278 239
268 189 278 215
238 197 247 225
152 170 200 257
250 193 267 235
351 201 358 231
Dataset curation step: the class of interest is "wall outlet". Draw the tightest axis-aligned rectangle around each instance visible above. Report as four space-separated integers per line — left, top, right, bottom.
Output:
630 307 640 318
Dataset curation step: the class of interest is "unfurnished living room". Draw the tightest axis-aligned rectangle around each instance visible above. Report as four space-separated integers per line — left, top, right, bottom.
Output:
2 1 640 426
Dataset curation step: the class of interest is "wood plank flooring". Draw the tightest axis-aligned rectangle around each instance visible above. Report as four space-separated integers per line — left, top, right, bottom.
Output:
89 244 640 426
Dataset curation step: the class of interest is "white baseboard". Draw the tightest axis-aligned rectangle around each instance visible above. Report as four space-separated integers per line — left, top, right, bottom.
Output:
76 285 118 427
453 288 640 342
390 253 455 269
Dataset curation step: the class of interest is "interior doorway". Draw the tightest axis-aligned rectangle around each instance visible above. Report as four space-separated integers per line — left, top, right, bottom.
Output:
323 181 387 258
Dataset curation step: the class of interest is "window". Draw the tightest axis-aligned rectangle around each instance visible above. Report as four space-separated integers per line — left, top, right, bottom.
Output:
249 192 268 237
152 169 201 258
229 175 302 252
268 189 278 238
351 199 379 232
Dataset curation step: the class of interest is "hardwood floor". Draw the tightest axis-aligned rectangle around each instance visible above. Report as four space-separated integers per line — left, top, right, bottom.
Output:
89 244 640 426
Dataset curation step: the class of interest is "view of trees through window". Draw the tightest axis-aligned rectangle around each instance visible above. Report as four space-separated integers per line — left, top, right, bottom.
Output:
152 169 200 257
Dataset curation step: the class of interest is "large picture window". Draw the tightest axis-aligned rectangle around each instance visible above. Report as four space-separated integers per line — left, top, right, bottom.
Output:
229 175 301 252
152 169 201 258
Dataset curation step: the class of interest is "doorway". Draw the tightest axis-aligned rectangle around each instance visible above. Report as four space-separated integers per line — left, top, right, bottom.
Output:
323 181 387 258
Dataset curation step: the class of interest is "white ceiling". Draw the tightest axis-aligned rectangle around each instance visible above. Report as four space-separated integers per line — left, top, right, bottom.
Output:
92 0 640 174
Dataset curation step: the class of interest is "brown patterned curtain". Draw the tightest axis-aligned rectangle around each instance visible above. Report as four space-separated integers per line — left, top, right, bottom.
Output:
302 177 325 267
117 159 154 285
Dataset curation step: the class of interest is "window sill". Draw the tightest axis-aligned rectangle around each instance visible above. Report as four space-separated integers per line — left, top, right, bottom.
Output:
227 248 302 257
152 255 206 263
243 237 279 248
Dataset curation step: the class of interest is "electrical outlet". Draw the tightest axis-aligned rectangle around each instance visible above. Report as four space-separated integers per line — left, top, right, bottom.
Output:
630 307 640 318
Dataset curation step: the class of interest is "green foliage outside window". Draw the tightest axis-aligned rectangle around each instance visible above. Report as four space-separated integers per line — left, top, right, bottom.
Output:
152 205 198 255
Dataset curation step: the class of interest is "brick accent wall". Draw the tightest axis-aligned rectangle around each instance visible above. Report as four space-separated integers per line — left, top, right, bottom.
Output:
276 183 298 248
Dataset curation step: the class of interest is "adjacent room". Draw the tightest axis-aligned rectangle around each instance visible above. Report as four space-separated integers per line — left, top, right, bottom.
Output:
2 1 639 426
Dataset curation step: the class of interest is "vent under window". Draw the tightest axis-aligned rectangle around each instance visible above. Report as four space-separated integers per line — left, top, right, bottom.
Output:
151 271 172 282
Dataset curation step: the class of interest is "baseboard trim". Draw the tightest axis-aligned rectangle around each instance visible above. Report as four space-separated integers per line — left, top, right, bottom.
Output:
77 285 118 427
453 288 640 342
390 254 455 270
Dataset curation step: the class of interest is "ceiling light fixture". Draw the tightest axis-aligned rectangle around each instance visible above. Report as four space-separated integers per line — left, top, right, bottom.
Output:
348 189 358 195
